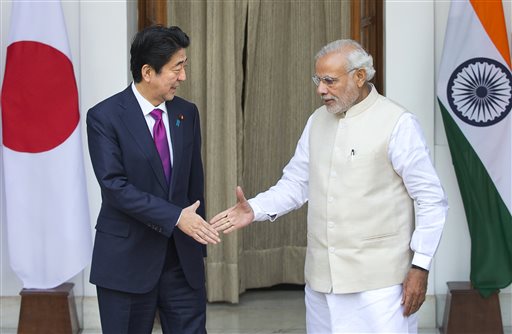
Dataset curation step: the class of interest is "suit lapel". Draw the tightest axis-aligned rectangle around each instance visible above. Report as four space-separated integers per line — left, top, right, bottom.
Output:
118 87 169 193
166 99 183 195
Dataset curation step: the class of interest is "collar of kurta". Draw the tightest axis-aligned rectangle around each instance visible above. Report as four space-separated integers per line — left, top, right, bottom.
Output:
339 84 379 119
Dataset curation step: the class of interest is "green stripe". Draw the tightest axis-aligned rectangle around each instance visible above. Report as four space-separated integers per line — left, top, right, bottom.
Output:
439 99 512 297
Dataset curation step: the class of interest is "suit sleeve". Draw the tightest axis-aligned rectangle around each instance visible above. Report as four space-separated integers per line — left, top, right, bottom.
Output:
187 105 206 220
87 106 181 238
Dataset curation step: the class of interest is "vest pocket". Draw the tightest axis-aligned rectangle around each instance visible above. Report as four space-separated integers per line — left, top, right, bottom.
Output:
346 152 378 165
361 231 398 241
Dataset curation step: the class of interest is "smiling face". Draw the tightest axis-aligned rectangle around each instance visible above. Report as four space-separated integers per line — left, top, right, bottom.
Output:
314 51 364 114
140 48 188 106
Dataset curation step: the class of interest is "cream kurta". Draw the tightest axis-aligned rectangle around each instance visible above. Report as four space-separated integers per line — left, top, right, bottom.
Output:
307 87 413 293
249 85 447 294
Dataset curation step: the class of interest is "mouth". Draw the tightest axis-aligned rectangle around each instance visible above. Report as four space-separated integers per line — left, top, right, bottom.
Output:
321 96 337 105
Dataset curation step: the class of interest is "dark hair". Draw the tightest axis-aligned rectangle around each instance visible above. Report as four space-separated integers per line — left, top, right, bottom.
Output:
130 25 190 83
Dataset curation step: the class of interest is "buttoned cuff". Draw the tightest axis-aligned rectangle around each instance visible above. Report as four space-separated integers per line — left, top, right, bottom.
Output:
248 199 277 222
412 252 432 271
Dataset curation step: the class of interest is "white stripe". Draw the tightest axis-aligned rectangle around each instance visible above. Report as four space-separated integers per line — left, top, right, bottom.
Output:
7 0 72 59
3 128 91 288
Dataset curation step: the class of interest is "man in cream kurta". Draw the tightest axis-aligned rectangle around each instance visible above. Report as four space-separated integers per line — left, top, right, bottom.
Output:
211 40 448 333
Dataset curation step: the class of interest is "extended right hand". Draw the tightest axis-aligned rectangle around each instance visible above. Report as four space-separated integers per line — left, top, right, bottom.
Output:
210 186 255 234
177 201 220 245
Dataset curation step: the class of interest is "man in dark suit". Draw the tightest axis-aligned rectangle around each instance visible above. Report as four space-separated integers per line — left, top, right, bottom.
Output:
87 25 220 334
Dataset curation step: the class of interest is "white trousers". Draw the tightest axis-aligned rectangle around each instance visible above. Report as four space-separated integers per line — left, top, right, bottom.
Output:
305 284 418 334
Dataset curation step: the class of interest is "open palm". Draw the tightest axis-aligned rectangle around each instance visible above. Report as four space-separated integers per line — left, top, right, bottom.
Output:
210 186 255 234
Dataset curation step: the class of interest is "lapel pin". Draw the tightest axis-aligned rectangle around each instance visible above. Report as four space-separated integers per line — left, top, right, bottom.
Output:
176 114 184 127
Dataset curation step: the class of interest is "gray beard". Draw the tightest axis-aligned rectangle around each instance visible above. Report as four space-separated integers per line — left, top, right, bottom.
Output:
325 87 359 114
326 99 351 114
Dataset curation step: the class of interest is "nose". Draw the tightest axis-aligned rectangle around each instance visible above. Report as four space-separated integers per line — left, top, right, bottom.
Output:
316 81 328 95
178 67 187 81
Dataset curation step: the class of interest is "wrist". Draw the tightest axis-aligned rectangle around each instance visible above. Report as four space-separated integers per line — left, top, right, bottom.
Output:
411 264 428 272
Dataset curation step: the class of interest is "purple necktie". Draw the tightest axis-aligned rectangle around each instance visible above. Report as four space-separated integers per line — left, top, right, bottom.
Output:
150 109 171 183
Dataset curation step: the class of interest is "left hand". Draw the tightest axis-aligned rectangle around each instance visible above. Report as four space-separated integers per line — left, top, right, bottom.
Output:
401 267 428 316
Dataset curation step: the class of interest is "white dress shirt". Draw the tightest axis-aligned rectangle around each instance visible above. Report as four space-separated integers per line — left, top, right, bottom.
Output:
131 82 174 166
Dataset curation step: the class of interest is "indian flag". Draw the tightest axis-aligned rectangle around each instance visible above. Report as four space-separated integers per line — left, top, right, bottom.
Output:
1 0 92 288
437 0 512 297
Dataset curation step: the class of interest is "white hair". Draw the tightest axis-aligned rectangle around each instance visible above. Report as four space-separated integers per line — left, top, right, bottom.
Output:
315 39 376 81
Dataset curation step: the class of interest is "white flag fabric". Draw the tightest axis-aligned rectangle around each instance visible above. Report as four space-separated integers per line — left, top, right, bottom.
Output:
1 0 92 289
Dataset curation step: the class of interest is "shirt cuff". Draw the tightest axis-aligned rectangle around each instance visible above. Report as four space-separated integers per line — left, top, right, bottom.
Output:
248 199 277 222
175 212 183 226
412 252 432 271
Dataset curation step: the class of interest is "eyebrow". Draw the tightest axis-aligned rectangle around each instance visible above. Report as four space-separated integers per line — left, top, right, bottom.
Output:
174 57 188 67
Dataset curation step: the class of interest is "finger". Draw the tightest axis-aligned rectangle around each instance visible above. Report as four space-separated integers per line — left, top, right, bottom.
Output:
210 209 229 224
211 213 231 228
201 231 220 244
403 293 421 316
196 228 220 244
223 224 238 234
191 200 201 212
411 303 419 315
202 226 221 242
401 283 408 305
194 233 208 245
401 287 410 314
214 220 232 232
403 300 413 316
236 186 247 203
408 301 420 316
203 220 219 234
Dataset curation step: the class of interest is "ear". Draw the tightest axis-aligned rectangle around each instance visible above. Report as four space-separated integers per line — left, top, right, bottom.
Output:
354 68 367 88
141 64 153 83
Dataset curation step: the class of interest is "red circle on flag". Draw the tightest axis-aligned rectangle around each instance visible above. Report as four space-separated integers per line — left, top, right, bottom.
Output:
1 41 79 153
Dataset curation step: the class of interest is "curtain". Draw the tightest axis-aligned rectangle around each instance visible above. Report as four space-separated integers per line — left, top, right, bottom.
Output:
169 0 350 303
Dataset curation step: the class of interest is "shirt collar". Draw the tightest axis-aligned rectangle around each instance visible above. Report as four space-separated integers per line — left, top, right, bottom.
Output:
131 82 168 117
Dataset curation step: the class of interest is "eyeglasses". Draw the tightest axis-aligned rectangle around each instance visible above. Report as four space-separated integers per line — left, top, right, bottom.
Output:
312 68 356 87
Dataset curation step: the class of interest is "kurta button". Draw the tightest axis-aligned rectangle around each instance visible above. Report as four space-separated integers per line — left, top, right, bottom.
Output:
331 171 337 178
329 247 335 254
328 196 334 203
328 221 334 228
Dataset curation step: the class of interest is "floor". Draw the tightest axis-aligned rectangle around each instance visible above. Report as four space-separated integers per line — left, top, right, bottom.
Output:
2 288 510 333
205 289 307 334
89 289 439 334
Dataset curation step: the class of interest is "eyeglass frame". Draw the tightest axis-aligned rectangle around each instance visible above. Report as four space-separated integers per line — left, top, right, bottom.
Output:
312 67 357 87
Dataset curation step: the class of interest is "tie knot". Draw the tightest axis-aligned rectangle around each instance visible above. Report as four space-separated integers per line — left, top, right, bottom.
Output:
150 108 163 121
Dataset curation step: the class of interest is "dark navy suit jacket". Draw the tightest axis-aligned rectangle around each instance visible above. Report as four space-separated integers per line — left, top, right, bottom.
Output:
87 86 206 293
